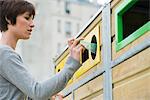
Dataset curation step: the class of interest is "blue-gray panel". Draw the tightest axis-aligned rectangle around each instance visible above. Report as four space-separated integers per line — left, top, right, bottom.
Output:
102 3 112 100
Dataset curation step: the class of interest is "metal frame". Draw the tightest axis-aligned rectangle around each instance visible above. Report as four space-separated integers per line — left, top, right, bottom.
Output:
62 65 104 98
111 37 150 68
115 0 150 51
59 3 150 100
61 37 150 100
102 3 112 100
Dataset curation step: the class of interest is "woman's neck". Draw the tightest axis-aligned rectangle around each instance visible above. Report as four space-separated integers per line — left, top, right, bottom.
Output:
0 31 18 50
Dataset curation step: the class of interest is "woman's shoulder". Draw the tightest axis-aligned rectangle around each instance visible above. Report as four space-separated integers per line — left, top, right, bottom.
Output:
0 44 14 52
0 44 17 59
0 44 23 68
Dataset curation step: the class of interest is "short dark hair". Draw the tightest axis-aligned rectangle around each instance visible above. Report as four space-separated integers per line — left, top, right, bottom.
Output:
0 0 35 32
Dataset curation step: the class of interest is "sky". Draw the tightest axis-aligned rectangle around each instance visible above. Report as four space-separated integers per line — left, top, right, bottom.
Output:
89 0 108 5
97 0 107 5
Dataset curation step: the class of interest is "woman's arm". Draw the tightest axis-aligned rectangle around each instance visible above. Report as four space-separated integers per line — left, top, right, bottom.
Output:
1 50 81 100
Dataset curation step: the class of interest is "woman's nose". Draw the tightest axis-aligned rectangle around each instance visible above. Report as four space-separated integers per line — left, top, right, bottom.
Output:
30 20 35 28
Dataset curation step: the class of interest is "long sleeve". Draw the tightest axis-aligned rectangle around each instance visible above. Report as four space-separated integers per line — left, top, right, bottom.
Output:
0 48 81 100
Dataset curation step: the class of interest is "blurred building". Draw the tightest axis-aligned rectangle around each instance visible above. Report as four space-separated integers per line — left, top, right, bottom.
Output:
17 0 100 81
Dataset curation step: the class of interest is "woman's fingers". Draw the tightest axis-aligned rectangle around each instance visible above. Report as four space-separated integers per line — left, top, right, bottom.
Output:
76 44 85 52
71 37 84 48
56 94 64 99
68 38 75 47
68 37 85 61
51 94 63 100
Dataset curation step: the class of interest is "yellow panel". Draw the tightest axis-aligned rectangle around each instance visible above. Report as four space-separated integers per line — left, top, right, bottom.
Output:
74 23 101 79
55 56 73 84
55 23 101 83
55 56 67 73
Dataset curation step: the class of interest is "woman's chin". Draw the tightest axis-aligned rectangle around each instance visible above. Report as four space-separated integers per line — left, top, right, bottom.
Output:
21 36 30 40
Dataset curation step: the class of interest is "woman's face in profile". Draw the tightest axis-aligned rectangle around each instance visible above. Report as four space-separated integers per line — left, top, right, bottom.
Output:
9 12 35 40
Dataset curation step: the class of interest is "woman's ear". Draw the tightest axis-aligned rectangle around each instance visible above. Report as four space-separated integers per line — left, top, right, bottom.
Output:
5 17 11 24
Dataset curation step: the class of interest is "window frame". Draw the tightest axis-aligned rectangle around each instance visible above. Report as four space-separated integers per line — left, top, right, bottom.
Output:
65 21 72 37
115 0 150 51
57 20 61 33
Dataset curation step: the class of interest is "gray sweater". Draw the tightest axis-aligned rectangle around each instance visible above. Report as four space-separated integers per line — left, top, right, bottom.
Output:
0 45 81 100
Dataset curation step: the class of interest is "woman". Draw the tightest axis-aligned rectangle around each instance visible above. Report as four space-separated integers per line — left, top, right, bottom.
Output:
0 0 84 99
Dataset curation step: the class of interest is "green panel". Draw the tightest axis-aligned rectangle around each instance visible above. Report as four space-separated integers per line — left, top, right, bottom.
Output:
115 0 149 52
116 21 150 51
117 15 123 42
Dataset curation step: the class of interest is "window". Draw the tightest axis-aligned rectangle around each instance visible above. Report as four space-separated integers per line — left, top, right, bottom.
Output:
57 20 61 33
57 0 60 3
65 1 71 14
115 0 150 51
65 21 72 37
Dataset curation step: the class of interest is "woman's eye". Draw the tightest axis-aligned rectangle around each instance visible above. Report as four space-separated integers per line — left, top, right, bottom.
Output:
25 17 30 20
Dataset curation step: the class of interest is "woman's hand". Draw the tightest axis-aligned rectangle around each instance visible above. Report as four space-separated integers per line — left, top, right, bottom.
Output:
68 38 85 62
51 94 63 100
